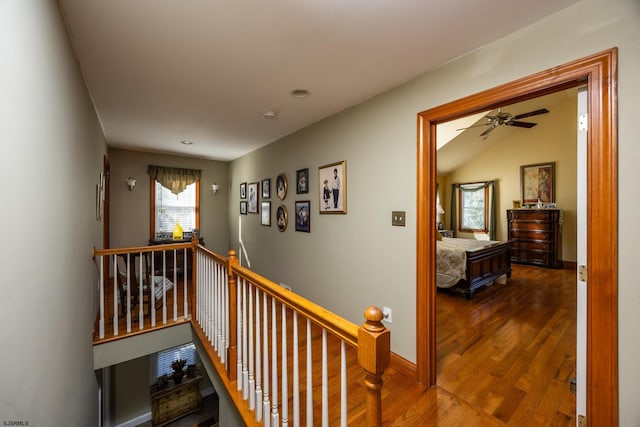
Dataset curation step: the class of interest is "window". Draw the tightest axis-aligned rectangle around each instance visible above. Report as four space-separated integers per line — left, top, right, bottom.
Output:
151 179 200 239
458 184 489 232
151 343 198 381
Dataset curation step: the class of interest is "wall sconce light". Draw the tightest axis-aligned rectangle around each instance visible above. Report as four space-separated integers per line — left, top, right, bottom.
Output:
211 183 220 195
126 177 137 191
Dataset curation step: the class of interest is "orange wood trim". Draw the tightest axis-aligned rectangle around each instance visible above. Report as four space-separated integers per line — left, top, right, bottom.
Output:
389 351 418 381
416 48 618 424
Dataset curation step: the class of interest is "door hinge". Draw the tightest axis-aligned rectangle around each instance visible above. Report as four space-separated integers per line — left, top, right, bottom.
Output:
579 265 587 282
578 113 588 131
578 414 587 426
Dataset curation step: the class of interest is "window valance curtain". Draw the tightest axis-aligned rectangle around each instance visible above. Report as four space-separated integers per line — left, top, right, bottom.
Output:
147 165 201 196
450 180 497 240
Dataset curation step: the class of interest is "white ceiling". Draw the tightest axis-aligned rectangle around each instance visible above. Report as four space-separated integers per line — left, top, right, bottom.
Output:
57 0 579 161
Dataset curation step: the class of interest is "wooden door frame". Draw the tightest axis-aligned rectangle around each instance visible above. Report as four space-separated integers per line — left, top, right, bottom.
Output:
416 48 617 424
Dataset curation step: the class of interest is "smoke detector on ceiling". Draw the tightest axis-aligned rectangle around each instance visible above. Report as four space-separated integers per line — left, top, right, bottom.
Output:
262 110 278 120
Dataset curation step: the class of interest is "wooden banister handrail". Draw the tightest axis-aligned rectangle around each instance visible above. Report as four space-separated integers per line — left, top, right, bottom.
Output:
93 242 192 258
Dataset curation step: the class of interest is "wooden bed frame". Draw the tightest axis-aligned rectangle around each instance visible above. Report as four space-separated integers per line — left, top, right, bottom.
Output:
439 240 512 299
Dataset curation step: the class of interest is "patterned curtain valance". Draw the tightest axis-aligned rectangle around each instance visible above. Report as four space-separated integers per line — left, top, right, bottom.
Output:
147 165 201 195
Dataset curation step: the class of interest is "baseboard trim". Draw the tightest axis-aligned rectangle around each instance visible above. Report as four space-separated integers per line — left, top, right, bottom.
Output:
114 411 151 427
389 351 417 380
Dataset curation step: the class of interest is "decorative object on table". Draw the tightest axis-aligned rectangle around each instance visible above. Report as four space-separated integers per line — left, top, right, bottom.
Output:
171 359 187 384
187 364 197 378
276 173 288 201
520 161 555 206
261 178 271 198
296 168 309 194
157 374 169 390
295 200 311 232
261 201 271 226
512 200 522 209
318 160 347 214
240 182 247 199
247 182 259 213
276 205 288 232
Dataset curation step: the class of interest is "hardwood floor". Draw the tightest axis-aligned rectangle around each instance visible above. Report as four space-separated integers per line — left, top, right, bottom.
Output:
382 263 576 426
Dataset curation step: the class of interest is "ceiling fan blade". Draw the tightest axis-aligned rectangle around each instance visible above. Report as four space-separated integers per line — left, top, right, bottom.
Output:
456 122 491 131
507 121 537 128
479 125 496 138
513 108 549 120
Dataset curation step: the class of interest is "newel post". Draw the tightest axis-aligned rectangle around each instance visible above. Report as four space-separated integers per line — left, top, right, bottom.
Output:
357 306 390 427
190 234 199 313
227 250 239 382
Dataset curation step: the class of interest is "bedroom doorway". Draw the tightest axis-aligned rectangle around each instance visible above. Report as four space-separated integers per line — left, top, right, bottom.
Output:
416 49 617 424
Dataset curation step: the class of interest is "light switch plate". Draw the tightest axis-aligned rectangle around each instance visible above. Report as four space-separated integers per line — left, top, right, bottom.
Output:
392 211 406 226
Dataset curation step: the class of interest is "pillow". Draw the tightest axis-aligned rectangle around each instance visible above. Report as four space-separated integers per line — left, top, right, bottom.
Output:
152 276 174 300
436 230 443 241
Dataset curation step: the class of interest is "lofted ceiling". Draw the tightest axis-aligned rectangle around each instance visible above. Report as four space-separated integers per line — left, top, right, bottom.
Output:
57 0 579 161
436 89 578 175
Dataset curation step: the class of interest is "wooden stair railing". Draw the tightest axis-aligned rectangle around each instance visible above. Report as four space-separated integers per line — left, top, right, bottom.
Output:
192 247 390 426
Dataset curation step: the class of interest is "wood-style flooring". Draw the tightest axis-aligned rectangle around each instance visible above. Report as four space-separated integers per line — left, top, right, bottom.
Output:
382 263 576 426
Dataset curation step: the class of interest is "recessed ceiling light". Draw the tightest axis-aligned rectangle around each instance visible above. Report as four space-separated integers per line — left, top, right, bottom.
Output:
291 89 310 99
181 140 193 145
262 110 278 120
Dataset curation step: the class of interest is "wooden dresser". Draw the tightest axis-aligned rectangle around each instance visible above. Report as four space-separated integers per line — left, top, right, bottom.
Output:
507 209 563 268
150 376 202 426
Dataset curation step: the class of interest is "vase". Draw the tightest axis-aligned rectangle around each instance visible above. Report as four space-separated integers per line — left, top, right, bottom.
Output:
172 370 184 384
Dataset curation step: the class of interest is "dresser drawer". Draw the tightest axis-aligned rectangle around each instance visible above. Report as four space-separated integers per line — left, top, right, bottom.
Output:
512 240 554 251
509 209 555 221
512 249 552 264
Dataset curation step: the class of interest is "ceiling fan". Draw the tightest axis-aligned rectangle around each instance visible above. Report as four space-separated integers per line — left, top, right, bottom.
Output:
457 107 550 139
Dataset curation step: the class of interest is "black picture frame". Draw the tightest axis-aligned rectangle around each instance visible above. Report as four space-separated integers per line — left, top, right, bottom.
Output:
261 178 271 198
295 200 311 232
240 182 247 199
261 201 271 226
240 201 247 215
276 205 288 232
296 168 309 194
247 182 259 213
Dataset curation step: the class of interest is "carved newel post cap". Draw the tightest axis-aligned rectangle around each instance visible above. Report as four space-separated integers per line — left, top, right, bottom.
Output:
363 306 385 333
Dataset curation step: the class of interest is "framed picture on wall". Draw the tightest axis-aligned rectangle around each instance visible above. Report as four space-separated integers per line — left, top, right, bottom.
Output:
240 182 247 199
276 173 288 201
520 162 555 205
276 205 288 232
261 201 271 226
261 178 271 198
318 161 346 214
240 201 247 215
247 182 259 213
295 200 311 232
296 168 309 194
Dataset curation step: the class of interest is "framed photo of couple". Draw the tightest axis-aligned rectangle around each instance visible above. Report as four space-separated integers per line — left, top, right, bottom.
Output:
318 161 346 214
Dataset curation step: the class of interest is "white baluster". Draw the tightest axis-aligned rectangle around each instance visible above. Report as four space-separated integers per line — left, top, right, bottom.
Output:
255 287 263 421
242 279 249 398
248 283 255 409
138 252 144 329
172 249 178 321
222 263 228 364
162 250 167 324
292 312 299 427
113 255 118 336
271 298 280 427
99 256 105 339
322 329 328 427
282 304 288 427
183 248 188 317
263 293 271 427
306 319 313 427
126 253 132 333
341 341 347 427
150 251 156 327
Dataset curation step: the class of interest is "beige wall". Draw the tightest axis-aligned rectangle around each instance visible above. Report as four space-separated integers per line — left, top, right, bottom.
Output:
230 0 640 424
0 1 105 425
108 148 230 254
441 91 578 261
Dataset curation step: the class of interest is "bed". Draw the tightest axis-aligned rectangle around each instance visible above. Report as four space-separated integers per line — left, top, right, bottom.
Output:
436 237 512 299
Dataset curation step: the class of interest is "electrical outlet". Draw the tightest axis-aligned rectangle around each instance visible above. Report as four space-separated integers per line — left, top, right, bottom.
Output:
382 306 392 324
391 211 405 226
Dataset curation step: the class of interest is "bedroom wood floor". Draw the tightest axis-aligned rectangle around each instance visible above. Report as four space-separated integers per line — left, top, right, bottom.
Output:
387 263 576 426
